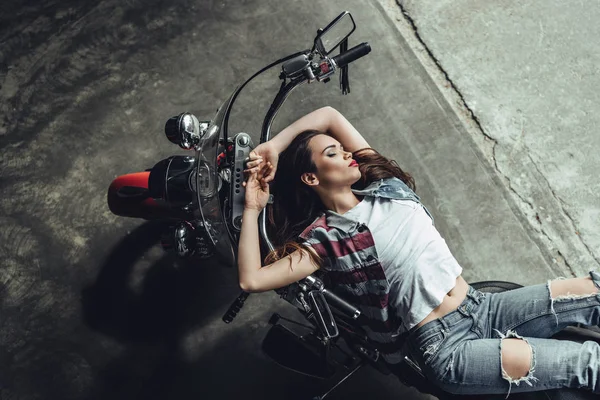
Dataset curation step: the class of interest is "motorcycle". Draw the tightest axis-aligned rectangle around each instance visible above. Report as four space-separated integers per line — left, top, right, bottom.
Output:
107 11 599 400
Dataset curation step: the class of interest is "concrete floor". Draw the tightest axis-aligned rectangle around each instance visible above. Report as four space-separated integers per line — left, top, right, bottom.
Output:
0 0 573 399
384 0 600 278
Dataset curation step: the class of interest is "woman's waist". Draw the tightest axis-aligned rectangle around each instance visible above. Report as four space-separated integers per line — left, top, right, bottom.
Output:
415 275 469 329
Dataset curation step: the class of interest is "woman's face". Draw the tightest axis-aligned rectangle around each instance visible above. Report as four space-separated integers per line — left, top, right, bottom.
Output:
302 134 361 188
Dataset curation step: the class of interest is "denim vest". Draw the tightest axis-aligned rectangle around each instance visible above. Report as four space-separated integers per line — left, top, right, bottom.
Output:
298 177 433 364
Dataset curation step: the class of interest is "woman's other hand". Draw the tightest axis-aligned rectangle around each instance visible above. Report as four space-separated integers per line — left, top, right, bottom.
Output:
244 142 279 183
242 160 273 212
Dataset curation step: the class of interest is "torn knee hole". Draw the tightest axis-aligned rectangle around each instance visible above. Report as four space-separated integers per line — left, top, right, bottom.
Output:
500 338 533 381
495 331 539 396
549 276 600 300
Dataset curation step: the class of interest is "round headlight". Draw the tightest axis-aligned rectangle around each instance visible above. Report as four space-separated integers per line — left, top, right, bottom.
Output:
165 112 203 149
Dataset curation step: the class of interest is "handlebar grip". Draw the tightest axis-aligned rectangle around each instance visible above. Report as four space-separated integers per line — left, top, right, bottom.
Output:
222 291 250 323
332 42 371 69
322 288 361 320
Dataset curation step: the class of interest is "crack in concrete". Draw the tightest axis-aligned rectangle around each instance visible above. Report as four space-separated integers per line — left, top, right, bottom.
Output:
527 153 600 268
499 159 576 275
393 0 599 276
394 1 497 145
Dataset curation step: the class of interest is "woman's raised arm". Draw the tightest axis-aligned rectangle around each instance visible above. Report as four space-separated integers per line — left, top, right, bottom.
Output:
271 106 371 153
238 160 320 292
244 107 372 181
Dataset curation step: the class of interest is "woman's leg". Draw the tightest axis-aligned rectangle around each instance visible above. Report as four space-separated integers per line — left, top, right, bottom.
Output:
407 275 600 396
432 336 600 396
464 271 600 395
480 271 600 339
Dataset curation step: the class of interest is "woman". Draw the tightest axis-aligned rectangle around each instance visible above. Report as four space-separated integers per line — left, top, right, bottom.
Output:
237 106 600 396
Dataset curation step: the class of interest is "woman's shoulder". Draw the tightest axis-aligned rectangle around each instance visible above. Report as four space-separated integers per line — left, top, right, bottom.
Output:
298 213 328 239
355 176 412 194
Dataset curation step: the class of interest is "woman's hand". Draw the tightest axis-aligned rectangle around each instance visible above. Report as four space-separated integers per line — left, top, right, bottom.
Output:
244 142 279 183
242 160 274 212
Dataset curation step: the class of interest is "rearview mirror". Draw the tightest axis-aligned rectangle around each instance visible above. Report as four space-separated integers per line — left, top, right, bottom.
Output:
314 11 356 56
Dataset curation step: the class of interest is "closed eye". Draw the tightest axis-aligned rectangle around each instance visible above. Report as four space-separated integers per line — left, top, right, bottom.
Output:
327 146 344 157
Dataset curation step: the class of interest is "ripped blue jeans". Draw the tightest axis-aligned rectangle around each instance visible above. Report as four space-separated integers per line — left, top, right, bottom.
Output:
405 271 600 396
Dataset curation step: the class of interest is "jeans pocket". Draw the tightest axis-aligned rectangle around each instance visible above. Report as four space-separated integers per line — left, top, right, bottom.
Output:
417 330 445 365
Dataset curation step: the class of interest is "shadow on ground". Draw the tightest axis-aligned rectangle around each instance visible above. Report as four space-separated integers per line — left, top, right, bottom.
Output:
79 220 336 400
81 220 227 342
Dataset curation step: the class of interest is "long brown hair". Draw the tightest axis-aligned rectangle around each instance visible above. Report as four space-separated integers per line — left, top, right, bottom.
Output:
264 130 415 267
